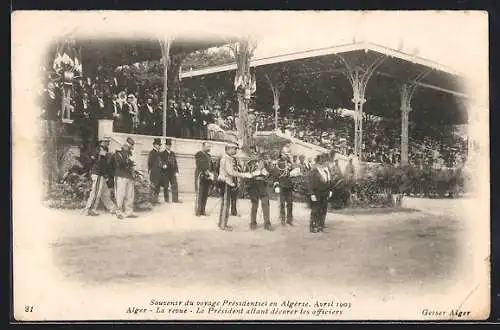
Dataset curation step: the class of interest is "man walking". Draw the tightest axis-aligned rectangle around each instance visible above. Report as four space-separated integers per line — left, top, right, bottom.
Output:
161 138 182 203
195 142 214 216
112 137 138 219
83 136 116 216
147 138 166 205
217 141 252 231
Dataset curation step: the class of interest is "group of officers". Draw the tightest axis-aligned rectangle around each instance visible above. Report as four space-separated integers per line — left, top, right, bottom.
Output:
84 135 348 234
195 140 346 233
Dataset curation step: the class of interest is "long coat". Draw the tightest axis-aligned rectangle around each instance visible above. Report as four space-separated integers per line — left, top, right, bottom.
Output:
147 149 163 184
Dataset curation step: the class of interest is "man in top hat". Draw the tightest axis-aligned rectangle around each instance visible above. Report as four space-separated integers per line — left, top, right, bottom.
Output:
83 136 117 216
195 141 214 216
160 138 181 203
217 140 253 231
308 153 333 233
112 137 138 219
148 138 166 205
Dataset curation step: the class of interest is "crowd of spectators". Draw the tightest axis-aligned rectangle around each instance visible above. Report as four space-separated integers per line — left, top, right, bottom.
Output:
40 68 467 169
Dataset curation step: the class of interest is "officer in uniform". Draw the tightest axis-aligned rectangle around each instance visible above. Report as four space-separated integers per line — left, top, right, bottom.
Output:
195 142 214 216
308 153 333 233
246 158 274 231
147 138 166 204
84 136 117 216
230 157 241 216
112 137 138 219
273 146 300 226
161 138 182 203
217 140 253 231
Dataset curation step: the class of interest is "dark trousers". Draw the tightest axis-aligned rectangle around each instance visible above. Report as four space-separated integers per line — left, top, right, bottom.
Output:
230 186 238 216
163 173 179 202
195 177 210 215
250 195 271 226
218 183 232 228
151 176 168 203
310 199 328 231
279 187 294 223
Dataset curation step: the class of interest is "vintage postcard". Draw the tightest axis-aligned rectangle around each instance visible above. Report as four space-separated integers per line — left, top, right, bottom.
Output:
11 10 490 321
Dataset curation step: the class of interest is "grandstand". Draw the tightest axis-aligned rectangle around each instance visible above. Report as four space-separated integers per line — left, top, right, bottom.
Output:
180 41 469 168
41 39 472 194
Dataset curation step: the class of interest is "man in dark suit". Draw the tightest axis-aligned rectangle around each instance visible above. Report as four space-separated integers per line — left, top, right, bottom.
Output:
141 96 156 135
147 138 166 204
308 153 333 233
161 138 182 203
194 142 214 216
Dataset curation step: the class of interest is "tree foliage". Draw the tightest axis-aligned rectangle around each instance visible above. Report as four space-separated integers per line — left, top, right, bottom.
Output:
182 46 235 71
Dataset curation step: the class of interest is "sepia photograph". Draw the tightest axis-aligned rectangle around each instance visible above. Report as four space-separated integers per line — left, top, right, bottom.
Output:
11 10 490 321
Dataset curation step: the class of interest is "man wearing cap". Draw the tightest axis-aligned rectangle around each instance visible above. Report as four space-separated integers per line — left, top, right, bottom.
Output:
148 138 166 205
160 138 181 203
273 146 300 226
112 137 138 219
83 136 117 216
217 141 253 231
246 158 274 231
195 142 214 216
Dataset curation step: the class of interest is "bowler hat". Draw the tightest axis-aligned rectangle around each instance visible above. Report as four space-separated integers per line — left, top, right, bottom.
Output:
153 138 161 146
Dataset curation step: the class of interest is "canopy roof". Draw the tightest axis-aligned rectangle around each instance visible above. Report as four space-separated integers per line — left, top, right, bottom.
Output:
181 42 469 125
45 35 235 74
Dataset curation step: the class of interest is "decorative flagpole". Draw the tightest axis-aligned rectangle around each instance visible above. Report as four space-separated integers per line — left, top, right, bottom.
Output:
230 38 257 151
159 37 172 138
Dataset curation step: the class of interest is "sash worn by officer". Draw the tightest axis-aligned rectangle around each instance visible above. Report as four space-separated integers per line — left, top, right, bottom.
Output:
84 136 117 216
217 141 252 231
194 142 214 216
147 138 166 204
308 153 333 233
246 158 273 231
112 137 138 219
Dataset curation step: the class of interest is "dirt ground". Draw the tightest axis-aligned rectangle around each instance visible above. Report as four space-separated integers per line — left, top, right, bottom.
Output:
49 195 468 297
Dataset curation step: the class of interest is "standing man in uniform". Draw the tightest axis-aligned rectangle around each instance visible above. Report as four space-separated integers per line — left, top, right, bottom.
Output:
217 141 253 231
195 142 214 216
161 138 182 203
308 153 333 233
147 138 166 205
229 157 241 217
112 137 138 219
83 136 117 216
273 146 300 226
246 158 274 231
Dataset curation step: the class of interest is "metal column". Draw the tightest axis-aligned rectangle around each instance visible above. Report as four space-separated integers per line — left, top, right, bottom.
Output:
336 54 386 161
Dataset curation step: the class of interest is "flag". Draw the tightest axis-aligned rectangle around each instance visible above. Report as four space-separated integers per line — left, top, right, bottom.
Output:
53 51 63 73
74 47 82 75
250 72 256 94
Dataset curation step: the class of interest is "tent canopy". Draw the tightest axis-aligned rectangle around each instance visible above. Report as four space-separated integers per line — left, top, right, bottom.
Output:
181 42 469 125
46 35 236 74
